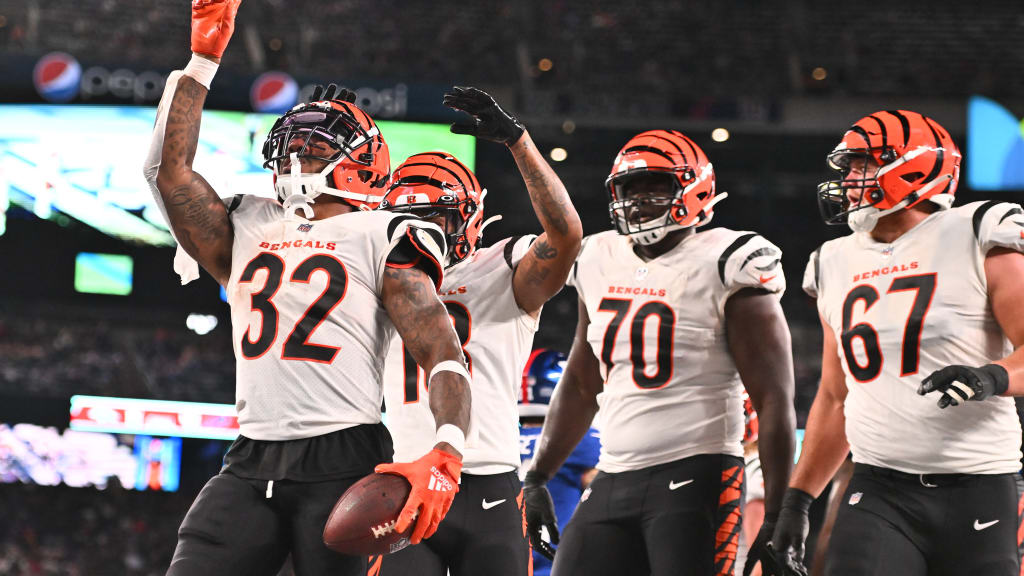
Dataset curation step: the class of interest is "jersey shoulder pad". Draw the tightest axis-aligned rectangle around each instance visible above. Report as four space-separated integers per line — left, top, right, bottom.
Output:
803 244 824 298
715 230 785 294
965 200 1024 254
384 214 447 290
498 234 537 270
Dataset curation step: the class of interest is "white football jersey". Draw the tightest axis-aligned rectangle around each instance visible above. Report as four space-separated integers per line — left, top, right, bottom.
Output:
569 229 785 473
226 196 446 441
805 201 1024 474
384 236 538 474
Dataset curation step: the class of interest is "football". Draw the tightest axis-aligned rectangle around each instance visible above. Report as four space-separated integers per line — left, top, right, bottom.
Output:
323 472 414 556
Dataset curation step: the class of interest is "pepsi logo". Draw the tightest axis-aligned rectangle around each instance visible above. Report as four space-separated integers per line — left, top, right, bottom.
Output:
250 71 298 114
33 52 81 103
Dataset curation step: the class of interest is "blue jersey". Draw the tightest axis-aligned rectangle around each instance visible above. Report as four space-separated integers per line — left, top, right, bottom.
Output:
519 426 601 576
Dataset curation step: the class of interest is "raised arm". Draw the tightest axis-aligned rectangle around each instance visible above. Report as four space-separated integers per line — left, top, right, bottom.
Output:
507 132 584 314
724 288 797 575
443 86 583 315
151 0 241 287
524 298 603 559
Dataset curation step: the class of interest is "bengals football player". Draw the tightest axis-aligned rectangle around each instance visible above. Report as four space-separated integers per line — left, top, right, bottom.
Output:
525 130 798 576
773 110 1024 576
376 86 583 576
143 3 470 574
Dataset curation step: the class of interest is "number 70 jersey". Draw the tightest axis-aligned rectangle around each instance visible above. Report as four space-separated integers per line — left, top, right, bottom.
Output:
569 229 785 473
805 201 1024 474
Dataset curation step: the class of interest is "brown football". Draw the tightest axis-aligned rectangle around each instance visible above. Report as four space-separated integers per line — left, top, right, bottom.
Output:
323 472 414 556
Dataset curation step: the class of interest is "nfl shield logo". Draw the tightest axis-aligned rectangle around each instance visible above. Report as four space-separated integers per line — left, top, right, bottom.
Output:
849 492 863 505
297 223 313 232
881 245 894 259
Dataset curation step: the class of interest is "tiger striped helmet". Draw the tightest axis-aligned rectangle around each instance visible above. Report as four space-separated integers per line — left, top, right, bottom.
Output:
605 130 724 245
262 99 390 211
818 110 961 226
381 152 485 266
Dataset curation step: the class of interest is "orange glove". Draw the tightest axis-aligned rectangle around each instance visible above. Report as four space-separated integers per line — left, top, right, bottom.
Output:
191 0 241 59
375 448 462 544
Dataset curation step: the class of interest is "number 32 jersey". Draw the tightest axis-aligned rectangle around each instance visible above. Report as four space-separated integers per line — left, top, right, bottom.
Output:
226 196 445 441
805 201 1024 474
569 229 785 473
383 235 538 474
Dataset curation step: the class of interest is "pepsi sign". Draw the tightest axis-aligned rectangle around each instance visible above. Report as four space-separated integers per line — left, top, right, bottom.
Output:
250 71 298 114
33 52 81 103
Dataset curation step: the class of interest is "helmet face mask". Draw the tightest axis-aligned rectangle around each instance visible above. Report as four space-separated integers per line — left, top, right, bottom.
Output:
817 110 961 231
381 152 485 267
605 130 723 245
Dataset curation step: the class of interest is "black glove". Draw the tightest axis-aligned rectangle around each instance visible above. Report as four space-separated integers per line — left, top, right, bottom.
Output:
743 513 775 576
443 86 525 146
309 83 357 104
917 364 1009 408
523 470 559 560
770 488 813 575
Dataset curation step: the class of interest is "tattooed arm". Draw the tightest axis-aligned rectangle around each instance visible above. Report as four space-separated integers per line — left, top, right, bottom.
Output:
508 131 584 316
154 63 233 287
381 264 471 453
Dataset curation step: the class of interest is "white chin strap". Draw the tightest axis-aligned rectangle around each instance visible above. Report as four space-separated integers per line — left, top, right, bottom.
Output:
848 179 955 234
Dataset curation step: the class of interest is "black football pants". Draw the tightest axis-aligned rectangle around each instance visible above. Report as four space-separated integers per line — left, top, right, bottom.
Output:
376 471 531 576
166 472 368 576
550 453 745 576
825 464 1024 576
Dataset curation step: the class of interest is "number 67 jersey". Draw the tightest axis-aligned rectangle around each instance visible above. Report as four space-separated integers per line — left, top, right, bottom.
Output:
569 228 785 473
805 201 1024 474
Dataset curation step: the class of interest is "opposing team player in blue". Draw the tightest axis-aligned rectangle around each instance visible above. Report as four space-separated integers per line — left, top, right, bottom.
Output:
378 87 583 576
518 349 600 576
525 130 798 576
772 110 1024 576
143 3 471 574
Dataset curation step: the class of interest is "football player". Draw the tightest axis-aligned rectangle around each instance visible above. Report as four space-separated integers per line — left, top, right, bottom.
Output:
524 130 798 576
142 3 471 575
771 110 1024 576
375 87 583 576
518 349 601 576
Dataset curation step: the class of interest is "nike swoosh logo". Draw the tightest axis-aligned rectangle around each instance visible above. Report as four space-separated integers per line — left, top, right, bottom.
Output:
481 498 506 510
974 519 999 531
759 274 776 284
669 479 694 490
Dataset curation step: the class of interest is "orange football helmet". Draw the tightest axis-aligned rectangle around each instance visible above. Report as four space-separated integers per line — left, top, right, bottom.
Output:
381 152 487 267
262 99 390 214
605 130 725 245
818 110 961 230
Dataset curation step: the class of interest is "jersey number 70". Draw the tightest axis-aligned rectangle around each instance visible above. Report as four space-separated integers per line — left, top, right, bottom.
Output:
597 298 675 389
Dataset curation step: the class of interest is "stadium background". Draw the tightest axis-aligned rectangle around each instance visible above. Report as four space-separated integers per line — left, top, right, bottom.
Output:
0 0 1022 573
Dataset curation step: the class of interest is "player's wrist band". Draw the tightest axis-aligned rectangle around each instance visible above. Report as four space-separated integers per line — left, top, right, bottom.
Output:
435 424 465 454
428 361 470 385
981 363 1010 396
183 54 219 90
524 470 550 487
781 487 814 514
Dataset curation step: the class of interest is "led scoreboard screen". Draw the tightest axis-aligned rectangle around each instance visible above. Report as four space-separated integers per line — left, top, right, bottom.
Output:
0 104 475 245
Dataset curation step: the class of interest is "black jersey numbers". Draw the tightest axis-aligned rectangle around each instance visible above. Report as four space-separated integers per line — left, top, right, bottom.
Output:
840 273 936 382
403 301 472 403
238 253 349 363
598 298 675 390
